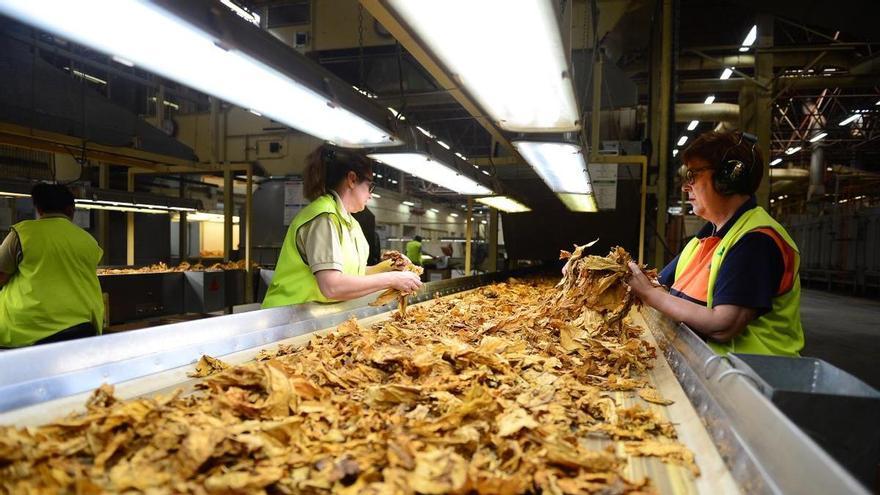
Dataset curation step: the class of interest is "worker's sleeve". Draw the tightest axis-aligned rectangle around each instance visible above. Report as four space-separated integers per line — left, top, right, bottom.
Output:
658 254 679 287
0 229 22 275
296 213 345 274
712 231 785 314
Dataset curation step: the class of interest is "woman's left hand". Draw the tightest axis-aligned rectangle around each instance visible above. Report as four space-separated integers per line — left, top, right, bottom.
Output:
625 262 657 303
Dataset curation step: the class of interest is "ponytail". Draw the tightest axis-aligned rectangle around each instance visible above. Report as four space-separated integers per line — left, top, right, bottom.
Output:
303 145 373 201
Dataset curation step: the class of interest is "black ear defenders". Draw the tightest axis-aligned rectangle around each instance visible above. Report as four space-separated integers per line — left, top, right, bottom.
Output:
713 132 758 196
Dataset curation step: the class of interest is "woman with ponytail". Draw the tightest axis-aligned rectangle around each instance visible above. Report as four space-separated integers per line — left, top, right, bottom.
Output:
262 146 422 307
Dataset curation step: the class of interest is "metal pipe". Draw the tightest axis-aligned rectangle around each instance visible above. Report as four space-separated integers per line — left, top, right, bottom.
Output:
809 145 826 199
223 169 233 262
654 0 673 268
589 53 603 161
126 170 135 266
465 198 473 276
97 163 109 265
245 165 254 303
488 207 498 272
674 103 739 122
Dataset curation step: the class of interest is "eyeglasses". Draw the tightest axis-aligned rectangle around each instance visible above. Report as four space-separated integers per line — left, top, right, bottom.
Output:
366 180 376 193
679 164 713 185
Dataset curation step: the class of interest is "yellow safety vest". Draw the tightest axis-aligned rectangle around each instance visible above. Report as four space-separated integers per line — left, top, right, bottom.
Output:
0 217 104 347
262 194 368 307
674 206 804 356
406 240 422 266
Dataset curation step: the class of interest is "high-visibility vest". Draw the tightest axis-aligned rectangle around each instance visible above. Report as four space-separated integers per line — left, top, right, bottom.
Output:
0 217 104 347
674 206 804 356
406 240 422 266
262 194 368 307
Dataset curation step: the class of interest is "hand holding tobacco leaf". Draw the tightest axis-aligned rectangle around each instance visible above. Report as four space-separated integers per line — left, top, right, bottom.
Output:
370 250 424 317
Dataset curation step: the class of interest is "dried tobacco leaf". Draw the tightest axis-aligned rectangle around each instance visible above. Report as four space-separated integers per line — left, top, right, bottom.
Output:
639 388 675 406
188 354 230 377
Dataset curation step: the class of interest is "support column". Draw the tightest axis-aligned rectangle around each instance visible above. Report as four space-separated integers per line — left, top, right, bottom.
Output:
223 169 233 261
653 0 673 268
97 163 109 265
178 174 188 262
245 166 254 303
589 54 604 161
126 170 135 266
488 208 499 273
464 198 473 276
754 14 774 208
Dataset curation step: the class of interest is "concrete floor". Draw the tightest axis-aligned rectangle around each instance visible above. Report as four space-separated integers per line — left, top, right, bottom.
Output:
800 288 880 390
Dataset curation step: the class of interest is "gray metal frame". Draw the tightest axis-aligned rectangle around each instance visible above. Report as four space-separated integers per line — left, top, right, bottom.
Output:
644 308 868 494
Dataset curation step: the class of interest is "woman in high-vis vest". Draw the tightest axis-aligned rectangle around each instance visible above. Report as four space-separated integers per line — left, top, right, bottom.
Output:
627 131 804 356
0 184 104 347
262 147 422 308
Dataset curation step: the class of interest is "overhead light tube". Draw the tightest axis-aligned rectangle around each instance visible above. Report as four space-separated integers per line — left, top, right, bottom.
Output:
0 0 399 147
384 0 579 132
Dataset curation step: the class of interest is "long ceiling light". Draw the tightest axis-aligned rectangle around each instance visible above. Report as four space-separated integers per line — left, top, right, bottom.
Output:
0 0 399 148
839 114 860 126
476 196 531 213
368 127 494 195
384 1 579 132
704 95 716 104
739 25 757 52
809 132 828 143
512 140 597 212
368 153 492 195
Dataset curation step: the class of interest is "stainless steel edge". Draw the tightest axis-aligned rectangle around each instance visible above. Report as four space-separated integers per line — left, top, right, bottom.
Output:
644 308 868 495
0 270 523 413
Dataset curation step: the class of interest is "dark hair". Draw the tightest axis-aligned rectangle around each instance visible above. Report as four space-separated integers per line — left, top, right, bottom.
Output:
303 145 373 201
681 130 764 195
31 183 75 214
414 235 422 242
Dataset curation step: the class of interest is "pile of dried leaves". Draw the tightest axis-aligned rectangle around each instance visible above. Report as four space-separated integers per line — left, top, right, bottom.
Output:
370 251 424 317
97 260 259 276
1 247 696 494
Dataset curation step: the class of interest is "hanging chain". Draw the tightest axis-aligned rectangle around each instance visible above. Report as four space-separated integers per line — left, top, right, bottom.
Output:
357 4 365 88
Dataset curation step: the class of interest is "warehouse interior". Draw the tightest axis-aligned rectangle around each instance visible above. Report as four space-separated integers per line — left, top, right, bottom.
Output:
0 0 878 493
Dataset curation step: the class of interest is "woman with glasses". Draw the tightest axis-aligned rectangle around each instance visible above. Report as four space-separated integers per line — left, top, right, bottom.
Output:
627 131 804 356
262 146 422 307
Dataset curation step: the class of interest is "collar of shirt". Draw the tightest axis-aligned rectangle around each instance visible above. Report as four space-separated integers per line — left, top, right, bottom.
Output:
39 213 71 220
695 196 757 239
328 190 354 225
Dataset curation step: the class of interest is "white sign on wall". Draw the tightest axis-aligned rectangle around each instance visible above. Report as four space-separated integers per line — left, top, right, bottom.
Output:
588 163 618 210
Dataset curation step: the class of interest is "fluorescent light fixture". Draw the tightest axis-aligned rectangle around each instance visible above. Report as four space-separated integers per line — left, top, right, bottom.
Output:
0 191 32 198
809 132 828 143
416 126 435 139
687 120 699 131
720 68 734 80
371 193 381 198
839 114 860 126
149 97 179 110
672 149 679 157
248 109 262 116
436 140 451 150
388 107 406 120
481 169 491 176
450 212 459 218
429 208 440 213
66 67 107 85
369 152 492 195
770 158 782 166
455 152 468 160
402 200 416 207
76 202 166 215
476 196 531 213
219 0 260 26
112 55 134 67
876 100 880 106
481 220 487 225
677 136 688 146
704 95 716 104
0 0 399 147
739 25 757 51
557 193 598 213
512 141 591 194
785 146 802 155
391 179 398 184
385 0 579 132
172 212 240 223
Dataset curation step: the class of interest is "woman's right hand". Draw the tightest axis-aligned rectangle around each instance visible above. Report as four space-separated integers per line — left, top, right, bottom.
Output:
386 271 423 293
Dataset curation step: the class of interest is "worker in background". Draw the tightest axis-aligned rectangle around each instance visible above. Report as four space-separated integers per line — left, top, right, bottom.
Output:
0 184 104 347
627 131 804 356
406 235 424 267
262 146 422 307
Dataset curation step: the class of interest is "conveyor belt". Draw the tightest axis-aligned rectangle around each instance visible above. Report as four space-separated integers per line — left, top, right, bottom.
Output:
0 273 867 494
